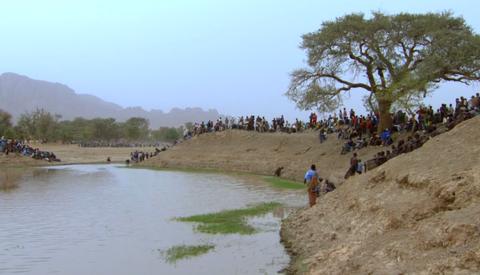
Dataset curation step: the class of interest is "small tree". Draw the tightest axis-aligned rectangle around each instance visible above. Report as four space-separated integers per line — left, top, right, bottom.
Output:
16 109 60 142
287 12 480 131
151 127 181 142
123 117 149 141
0 109 13 137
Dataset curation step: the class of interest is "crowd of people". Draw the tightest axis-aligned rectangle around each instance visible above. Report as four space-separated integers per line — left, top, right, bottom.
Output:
300 93 480 207
0 137 60 162
342 94 480 179
184 93 480 144
79 142 162 148
186 115 311 138
127 146 167 164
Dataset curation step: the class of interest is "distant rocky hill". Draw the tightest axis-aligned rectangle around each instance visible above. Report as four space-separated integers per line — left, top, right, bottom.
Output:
0 73 220 128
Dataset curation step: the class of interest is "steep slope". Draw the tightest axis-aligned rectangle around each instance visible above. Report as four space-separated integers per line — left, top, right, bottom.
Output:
140 129 381 183
0 72 220 128
281 116 480 274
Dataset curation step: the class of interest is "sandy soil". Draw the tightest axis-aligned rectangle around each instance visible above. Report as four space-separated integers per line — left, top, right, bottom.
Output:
281 116 480 274
0 144 155 167
139 130 382 184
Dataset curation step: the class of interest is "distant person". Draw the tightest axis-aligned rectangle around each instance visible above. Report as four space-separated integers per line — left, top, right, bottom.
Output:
324 179 336 193
274 166 284 177
345 152 359 179
319 129 327 143
380 128 393 146
304 164 319 207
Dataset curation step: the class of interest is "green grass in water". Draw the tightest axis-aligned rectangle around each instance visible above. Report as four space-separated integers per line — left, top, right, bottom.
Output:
164 244 215 263
263 176 304 190
176 202 282 235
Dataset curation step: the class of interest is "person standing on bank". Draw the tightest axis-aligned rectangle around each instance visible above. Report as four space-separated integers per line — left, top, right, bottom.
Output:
304 164 319 207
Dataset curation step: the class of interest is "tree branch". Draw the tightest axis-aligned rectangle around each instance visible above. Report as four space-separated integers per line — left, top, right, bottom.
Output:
312 72 372 91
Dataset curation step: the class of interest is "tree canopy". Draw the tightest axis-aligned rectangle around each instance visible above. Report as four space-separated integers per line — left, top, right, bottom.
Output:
286 11 480 130
1 109 185 143
0 109 13 137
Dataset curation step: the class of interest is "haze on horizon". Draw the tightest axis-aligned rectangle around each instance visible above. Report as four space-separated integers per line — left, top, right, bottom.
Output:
1 0 479 121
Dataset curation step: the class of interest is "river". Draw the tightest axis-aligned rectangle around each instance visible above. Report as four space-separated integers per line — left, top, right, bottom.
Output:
0 165 305 274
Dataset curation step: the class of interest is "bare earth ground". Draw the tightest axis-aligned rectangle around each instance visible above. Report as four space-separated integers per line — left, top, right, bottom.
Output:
139 130 381 184
282 116 480 274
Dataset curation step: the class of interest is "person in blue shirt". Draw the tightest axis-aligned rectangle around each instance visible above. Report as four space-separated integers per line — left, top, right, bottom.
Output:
304 164 320 207
380 128 393 146
304 164 317 184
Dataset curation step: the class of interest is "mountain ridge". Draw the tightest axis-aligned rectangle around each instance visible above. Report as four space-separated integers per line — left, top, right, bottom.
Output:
0 72 220 128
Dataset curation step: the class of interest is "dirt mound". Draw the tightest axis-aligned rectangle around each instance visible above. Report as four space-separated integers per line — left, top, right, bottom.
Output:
140 130 379 183
281 116 480 274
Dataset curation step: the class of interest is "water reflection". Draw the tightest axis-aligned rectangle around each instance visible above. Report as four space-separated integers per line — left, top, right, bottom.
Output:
0 165 305 274
0 168 24 191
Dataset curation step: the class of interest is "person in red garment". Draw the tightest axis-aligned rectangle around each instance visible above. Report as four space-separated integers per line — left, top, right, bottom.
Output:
304 164 320 207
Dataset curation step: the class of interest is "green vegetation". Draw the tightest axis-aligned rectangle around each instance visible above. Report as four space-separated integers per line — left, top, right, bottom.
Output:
287 11 480 131
0 107 189 143
151 127 181 142
0 110 13 138
263 176 304 190
177 202 282 235
164 244 215 263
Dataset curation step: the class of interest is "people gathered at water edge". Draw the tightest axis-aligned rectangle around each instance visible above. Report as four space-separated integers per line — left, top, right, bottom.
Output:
0 137 60 162
304 164 337 207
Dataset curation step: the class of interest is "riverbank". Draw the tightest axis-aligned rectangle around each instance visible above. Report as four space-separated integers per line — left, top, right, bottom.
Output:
0 144 153 168
1 164 297 274
138 130 381 184
4 117 479 273
281 116 480 274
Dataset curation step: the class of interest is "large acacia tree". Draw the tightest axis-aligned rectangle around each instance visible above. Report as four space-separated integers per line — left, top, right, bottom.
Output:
287 12 480 131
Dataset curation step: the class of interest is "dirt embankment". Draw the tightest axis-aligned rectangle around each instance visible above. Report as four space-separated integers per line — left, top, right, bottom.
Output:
140 130 380 183
282 116 480 274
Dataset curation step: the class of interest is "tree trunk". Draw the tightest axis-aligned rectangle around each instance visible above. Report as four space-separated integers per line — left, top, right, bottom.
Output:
377 99 393 132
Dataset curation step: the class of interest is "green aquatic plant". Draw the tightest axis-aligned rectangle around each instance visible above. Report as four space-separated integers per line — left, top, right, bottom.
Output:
177 202 282 235
263 176 304 190
164 244 215 263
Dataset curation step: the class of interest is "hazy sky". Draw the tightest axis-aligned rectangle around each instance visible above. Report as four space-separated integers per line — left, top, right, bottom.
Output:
1 0 479 120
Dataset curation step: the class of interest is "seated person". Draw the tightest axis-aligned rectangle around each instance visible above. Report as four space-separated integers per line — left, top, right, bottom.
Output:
324 180 336 193
369 134 381 146
380 128 393 146
341 139 356 154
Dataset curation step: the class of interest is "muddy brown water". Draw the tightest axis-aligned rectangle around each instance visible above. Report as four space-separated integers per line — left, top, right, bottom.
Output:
0 165 305 274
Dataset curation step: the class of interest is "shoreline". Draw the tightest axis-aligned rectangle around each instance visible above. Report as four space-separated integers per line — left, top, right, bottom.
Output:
136 129 382 184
